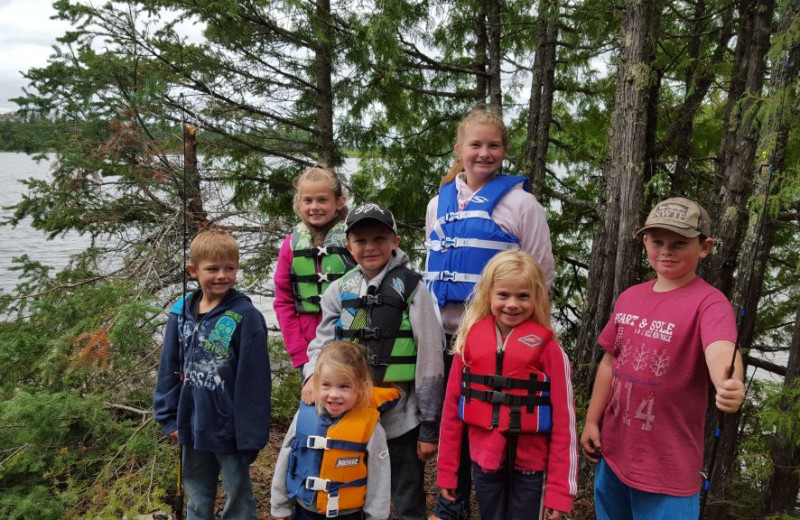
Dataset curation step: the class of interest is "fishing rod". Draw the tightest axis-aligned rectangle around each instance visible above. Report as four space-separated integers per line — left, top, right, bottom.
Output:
698 51 789 520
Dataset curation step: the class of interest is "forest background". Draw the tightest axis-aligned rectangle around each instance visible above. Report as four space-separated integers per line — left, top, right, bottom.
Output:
0 0 799 518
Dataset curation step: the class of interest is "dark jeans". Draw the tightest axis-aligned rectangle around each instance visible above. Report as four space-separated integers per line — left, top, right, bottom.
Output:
432 339 472 520
472 461 544 520
294 504 363 520
181 444 257 520
388 425 427 520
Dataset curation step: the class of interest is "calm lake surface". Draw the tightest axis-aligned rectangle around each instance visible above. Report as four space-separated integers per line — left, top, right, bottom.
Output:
0 152 280 326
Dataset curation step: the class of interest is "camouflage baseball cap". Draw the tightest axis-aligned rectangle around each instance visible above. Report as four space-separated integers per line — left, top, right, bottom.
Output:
635 197 711 238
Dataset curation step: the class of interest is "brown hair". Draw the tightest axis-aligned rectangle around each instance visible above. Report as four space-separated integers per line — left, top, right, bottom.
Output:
452 250 552 357
292 164 347 218
313 341 373 413
189 229 239 266
440 109 509 186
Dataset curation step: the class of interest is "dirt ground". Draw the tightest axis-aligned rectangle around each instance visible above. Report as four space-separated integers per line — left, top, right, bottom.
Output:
153 420 595 519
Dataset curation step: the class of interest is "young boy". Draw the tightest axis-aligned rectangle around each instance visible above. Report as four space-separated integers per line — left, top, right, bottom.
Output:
301 203 446 520
154 229 271 520
580 197 746 520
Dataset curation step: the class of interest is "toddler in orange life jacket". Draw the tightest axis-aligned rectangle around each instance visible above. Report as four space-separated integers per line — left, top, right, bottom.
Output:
273 165 355 372
436 250 577 520
271 341 397 520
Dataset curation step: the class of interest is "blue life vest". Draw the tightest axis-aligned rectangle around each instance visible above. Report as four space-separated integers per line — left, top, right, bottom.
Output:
425 175 528 307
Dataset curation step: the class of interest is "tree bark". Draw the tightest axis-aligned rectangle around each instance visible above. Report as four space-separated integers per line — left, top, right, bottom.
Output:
475 3 489 108
524 0 559 200
183 123 208 232
315 0 336 166
573 0 659 386
486 0 503 116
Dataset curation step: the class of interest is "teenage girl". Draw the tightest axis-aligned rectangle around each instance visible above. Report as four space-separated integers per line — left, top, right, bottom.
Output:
273 165 355 370
436 251 577 520
425 109 555 519
271 341 398 520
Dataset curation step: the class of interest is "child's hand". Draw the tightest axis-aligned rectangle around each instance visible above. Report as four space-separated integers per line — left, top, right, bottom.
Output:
543 507 567 519
301 378 315 405
417 440 437 461
715 376 745 413
579 422 602 463
439 487 456 502
168 430 179 442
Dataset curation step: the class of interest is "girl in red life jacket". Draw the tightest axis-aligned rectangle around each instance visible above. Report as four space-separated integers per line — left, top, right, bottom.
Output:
271 341 397 520
436 251 578 520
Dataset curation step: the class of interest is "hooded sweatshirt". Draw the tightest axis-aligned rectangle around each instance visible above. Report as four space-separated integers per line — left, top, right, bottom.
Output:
154 288 271 456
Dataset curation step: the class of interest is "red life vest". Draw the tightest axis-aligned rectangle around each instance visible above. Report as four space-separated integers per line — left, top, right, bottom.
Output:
460 316 553 434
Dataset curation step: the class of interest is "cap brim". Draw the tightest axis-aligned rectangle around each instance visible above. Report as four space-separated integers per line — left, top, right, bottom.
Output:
634 224 702 238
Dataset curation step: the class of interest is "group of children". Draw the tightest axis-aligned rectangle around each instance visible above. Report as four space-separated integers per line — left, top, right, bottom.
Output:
154 109 746 520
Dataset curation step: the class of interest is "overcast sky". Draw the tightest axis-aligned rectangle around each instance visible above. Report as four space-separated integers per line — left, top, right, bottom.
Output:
0 0 70 114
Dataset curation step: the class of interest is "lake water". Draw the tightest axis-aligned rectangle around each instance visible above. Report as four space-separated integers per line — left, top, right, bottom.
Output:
0 152 280 326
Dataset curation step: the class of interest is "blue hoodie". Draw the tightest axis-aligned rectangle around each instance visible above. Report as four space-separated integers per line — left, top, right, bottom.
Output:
154 288 271 456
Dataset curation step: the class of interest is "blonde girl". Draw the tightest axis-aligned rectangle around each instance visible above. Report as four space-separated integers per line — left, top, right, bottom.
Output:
425 110 556 519
273 165 355 370
271 341 397 520
437 251 577 520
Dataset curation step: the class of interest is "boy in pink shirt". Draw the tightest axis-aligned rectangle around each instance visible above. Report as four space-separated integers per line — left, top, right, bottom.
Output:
580 197 746 519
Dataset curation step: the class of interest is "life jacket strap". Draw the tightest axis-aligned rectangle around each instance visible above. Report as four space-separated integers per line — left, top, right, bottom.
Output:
294 246 350 258
367 352 417 367
423 271 483 283
341 293 408 310
425 237 521 252
460 387 551 409
336 326 414 341
291 272 346 284
305 476 368 493
463 372 550 393
304 434 367 453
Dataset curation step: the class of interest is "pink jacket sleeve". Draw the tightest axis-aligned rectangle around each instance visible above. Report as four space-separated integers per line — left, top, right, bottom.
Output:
436 354 467 490
540 338 578 513
272 234 310 368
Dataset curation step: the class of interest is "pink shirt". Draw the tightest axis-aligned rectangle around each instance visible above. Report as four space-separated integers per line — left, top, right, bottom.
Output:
425 174 555 333
272 234 321 368
597 276 736 496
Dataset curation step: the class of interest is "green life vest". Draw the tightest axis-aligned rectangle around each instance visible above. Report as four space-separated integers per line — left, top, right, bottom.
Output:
334 266 421 382
290 221 354 314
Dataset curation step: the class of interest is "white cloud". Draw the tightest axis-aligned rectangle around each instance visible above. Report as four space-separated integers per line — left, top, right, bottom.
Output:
0 0 70 113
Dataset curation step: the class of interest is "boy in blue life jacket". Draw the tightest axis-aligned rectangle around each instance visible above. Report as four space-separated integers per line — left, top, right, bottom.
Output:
301 203 446 520
154 229 271 520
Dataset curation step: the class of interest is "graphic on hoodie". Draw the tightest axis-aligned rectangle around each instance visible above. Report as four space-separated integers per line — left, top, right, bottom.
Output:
182 312 241 392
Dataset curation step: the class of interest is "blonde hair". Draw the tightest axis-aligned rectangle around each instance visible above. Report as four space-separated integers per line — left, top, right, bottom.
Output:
313 341 373 414
440 109 509 186
189 229 239 265
292 164 347 219
452 250 552 357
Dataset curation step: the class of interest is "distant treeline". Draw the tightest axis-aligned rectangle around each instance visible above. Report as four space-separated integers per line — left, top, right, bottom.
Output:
0 115 59 153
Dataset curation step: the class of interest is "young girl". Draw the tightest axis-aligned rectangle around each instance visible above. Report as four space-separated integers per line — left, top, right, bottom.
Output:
436 251 577 520
273 165 355 370
425 109 556 519
271 341 399 520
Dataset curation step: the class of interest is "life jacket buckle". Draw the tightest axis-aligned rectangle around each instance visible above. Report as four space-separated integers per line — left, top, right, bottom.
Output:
363 294 383 306
317 272 330 283
305 476 330 491
306 435 329 450
316 246 329 256
490 391 509 404
369 352 390 367
326 493 340 517
441 271 457 282
361 327 380 340
444 211 463 222
439 237 458 249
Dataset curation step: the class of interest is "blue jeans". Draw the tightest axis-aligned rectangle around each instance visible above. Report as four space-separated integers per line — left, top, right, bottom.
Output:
388 425 427 520
595 458 700 520
182 444 258 520
432 339 472 520
293 504 363 520
471 461 543 520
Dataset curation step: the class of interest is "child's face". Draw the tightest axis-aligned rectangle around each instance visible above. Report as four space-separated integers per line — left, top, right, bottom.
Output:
346 224 401 280
643 228 713 287
188 256 239 300
490 277 534 337
316 365 358 417
297 179 345 228
455 123 505 191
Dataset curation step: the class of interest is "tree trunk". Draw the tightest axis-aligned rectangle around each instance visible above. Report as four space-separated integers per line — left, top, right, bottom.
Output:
701 0 775 296
475 3 488 108
315 0 336 166
183 123 208 232
524 0 559 200
486 0 502 116
573 0 659 385
701 2 777 518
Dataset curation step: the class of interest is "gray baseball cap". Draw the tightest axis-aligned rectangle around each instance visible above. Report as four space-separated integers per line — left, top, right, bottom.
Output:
345 203 398 234
635 197 711 238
